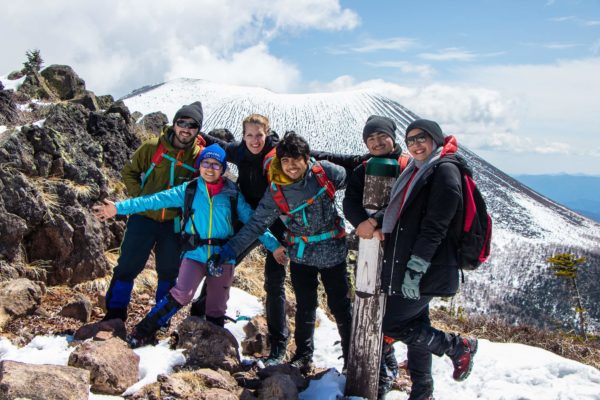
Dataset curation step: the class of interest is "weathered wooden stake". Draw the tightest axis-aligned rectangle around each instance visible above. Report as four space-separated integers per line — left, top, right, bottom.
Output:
345 157 399 399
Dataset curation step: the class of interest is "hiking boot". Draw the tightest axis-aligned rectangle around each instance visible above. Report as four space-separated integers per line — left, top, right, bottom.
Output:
263 341 287 367
289 354 314 374
126 328 157 349
449 336 478 381
378 341 399 399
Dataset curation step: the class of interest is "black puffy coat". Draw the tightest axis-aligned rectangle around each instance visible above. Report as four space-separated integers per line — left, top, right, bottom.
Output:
381 156 464 297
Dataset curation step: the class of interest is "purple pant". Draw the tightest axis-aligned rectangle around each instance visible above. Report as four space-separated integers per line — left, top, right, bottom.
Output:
170 258 234 318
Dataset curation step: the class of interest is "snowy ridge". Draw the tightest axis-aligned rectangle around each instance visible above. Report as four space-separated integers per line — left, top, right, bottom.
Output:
123 78 600 330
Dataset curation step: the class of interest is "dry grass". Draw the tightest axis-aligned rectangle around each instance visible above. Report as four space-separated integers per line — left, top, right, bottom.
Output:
23 259 53 281
430 308 600 370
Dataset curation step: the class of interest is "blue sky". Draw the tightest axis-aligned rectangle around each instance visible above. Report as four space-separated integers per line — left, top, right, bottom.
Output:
1 0 599 174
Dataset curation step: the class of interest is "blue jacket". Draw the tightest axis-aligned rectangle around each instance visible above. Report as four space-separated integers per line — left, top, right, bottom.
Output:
115 178 280 263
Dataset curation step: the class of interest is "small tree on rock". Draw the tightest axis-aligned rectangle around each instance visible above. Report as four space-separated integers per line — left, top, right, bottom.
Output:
23 49 44 74
546 252 587 338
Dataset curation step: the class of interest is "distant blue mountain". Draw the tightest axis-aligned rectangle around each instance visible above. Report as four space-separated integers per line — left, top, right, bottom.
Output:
513 174 600 222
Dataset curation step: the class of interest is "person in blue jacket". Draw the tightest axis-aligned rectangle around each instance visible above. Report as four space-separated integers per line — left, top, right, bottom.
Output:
93 144 287 346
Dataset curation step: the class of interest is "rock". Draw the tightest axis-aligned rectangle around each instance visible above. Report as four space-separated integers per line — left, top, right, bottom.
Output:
0 360 90 400
105 100 132 124
176 317 241 372
41 64 86 100
74 318 127 341
68 337 139 395
59 293 92 322
96 94 114 110
139 111 168 135
131 369 240 400
71 90 100 111
7 70 24 80
0 84 20 125
241 315 270 357
257 374 298 400
131 111 143 122
88 110 141 171
257 364 306 391
0 278 44 328
207 128 235 143
0 211 28 260
19 70 58 100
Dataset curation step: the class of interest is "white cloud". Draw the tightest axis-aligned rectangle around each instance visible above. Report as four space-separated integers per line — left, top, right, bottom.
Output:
349 37 418 53
542 42 582 49
418 47 476 61
366 61 435 78
0 0 357 96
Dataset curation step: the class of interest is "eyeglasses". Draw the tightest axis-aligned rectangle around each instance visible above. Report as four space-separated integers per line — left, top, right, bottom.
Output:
176 120 200 129
405 132 429 147
200 161 223 171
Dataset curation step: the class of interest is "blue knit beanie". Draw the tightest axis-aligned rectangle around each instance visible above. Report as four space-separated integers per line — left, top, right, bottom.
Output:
198 144 227 171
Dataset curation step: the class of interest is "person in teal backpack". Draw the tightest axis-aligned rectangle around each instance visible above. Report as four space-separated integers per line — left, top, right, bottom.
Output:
93 144 287 346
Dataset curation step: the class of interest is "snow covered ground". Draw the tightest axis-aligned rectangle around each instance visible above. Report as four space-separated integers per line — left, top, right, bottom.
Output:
1 287 599 400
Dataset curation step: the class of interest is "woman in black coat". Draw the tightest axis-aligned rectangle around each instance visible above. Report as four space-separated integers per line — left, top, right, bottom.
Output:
375 119 478 400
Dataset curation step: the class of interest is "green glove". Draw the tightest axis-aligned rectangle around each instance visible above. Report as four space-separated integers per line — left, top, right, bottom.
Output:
401 255 431 300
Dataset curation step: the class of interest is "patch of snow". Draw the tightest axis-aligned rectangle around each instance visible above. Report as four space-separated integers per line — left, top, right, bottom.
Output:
0 74 25 91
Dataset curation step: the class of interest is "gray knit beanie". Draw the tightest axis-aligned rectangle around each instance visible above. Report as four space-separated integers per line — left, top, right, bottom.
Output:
362 115 397 143
405 119 444 146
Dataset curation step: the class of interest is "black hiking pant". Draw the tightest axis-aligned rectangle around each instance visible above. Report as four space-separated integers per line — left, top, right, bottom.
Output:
382 295 459 398
191 219 289 348
290 260 352 362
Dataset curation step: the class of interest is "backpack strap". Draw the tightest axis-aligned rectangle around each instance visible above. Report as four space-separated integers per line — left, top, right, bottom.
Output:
398 153 410 173
285 217 346 258
311 162 336 200
270 182 291 214
263 147 277 176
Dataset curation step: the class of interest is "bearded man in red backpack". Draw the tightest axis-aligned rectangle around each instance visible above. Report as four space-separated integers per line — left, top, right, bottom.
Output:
101 102 205 322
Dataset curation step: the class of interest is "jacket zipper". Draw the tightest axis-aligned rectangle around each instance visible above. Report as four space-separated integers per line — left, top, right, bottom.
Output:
388 223 401 295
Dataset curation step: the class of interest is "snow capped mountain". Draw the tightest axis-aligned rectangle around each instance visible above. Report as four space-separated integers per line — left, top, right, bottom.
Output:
123 78 600 331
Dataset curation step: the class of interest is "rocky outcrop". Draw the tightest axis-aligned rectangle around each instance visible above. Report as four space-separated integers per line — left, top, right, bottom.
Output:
0 100 139 285
0 82 20 125
176 317 241 372
257 374 298 399
40 64 86 100
68 337 139 395
0 278 44 329
0 360 90 400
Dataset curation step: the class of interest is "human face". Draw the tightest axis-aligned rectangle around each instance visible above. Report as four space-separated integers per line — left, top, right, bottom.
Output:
280 155 308 181
199 158 223 183
173 117 200 149
243 123 267 155
366 132 395 156
406 129 434 161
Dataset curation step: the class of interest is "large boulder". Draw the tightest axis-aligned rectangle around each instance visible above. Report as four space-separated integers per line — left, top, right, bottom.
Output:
0 360 90 400
18 70 58 101
40 64 86 100
257 374 298 400
68 337 139 395
176 317 241 372
0 278 44 329
0 83 20 125
71 90 100 111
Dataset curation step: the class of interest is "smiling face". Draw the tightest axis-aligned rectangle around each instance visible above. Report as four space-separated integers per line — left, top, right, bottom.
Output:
243 123 268 155
199 158 223 183
280 155 308 181
405 129 434 161
173 117 200 149
366 132 395 156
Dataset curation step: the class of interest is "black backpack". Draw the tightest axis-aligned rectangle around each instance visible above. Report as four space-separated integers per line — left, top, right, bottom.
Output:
443 159 492 270
180 178 242 251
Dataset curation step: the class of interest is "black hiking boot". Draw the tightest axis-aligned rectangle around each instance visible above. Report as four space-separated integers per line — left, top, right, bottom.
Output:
449 336 478 381
289 354 314 374
102 307 127 322
264 340 287 367
206 315 226 327
378 341 399 399
127 294 182 348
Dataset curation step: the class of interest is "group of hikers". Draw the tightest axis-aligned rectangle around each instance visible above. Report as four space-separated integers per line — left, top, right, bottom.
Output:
92 101 478 400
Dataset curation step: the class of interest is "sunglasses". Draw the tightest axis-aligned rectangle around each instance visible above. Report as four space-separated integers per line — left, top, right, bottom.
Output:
200 161 223 171
405 132 429 147
176 120 200 129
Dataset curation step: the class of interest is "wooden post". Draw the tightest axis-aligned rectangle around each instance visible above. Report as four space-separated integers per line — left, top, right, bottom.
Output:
345 157 399 399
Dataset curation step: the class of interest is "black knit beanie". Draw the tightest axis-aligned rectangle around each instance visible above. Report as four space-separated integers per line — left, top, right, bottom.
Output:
362 115 397 143
173 101 204 130
405 119 444 146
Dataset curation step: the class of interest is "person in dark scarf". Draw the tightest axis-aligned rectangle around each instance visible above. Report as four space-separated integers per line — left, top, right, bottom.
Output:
374 119 478 400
